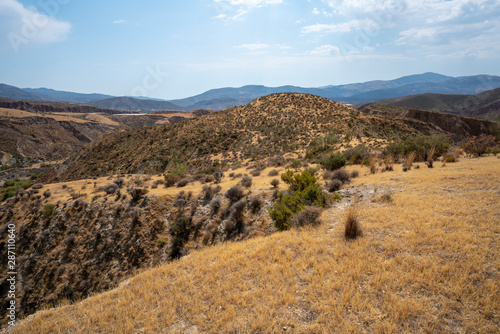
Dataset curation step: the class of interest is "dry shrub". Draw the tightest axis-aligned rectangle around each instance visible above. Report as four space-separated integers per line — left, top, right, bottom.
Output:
164 174 180 187
370 161 377 174
332 169 350 183
103 183 119 195
323 170 333 180
176 178 190 187
240 175 252 188
271 179 280 189
345 197 362 239
250 170 261 177
210 197 221 215
403 151 416 172
268 169 279 176
248 196 263 214
326 179 342 192
128 188 148 202
113 178 124 188
43 189 51 198
225 186 244 203
373 192 393 204
350 170 359 178
290 206 322 228
202 185 221 204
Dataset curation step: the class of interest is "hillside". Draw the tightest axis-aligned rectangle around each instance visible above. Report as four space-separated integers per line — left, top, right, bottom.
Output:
55 93 450 181
0 84 56 102
0 106 203 172
355 88 500 121
0 97 137 115
87 96 187 112
6 156 499 333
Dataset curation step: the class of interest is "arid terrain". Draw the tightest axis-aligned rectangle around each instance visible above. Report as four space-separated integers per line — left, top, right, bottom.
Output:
0 93 498 333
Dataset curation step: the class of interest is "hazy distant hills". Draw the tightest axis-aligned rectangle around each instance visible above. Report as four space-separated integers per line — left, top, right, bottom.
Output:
23 87 114 103
86 96 187 112
355 88 500 120
1 72 500 111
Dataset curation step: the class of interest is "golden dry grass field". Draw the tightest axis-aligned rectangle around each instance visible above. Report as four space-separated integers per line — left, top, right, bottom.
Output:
14 156 499 333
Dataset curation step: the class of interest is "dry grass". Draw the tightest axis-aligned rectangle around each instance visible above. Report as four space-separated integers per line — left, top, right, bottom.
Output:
13 157 500 333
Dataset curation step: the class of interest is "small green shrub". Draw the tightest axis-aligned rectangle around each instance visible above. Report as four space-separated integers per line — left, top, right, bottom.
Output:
342 145 370 164
320 154 346 171
43 204 55 218
271 170 327 231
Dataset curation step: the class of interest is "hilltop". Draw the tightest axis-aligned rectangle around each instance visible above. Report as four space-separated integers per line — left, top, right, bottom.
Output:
55 93 446 181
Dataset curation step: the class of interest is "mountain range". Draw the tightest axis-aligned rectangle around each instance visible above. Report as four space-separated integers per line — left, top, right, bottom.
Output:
1 73 500 112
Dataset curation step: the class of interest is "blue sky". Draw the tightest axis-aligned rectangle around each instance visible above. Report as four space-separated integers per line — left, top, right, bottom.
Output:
1 0 499 99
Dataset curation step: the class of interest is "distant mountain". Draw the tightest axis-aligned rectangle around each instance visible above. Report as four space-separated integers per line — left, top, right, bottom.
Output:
2 73 500 112
169 73 499 110
87 96 186 112
23 88 114 103
354 87 500 121
0 84 57 101
345 75 500 104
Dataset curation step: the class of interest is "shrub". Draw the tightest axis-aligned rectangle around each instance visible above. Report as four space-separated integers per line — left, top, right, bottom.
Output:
268 169 279 176
290 206 322 228
164 174 180 187
462 134 496 157
342 145 370 164
250 170 261 177
271 179 280 189
43 204 55 218
210 197 221 214
104 183 119 195
176 178 190 187
345 198 362 239
351 170 359 178
384 135 450 161
241 175 253 188
320 154 346 171
128 188 148 202
271 170 327 231
226 186 244 203
43 189 51 198
169 162 188 178
169 216 192 259
326 179 342 192
249 196 263 214
113 178 124 188
332 169 350 183
213 171 224 184
202 185 221 204
305 132 339 158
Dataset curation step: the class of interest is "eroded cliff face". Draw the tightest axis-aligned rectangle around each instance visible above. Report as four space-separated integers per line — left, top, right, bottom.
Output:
0 185 273 328
360 106 494 139
0 116 115 167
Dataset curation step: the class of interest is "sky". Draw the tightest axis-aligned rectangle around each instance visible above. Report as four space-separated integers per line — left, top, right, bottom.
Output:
1 0 500 100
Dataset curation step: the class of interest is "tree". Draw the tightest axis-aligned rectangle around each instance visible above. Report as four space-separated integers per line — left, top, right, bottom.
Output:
462 134 496 157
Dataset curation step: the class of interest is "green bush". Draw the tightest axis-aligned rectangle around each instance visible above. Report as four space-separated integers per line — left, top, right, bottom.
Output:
43 204 55 218
320 154 346 171
342 145 370 164
305 132 339 158
384 135 450 161
271 170 327 231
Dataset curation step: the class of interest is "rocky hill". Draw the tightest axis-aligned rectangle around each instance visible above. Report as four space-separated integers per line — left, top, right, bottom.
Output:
55 93 451 181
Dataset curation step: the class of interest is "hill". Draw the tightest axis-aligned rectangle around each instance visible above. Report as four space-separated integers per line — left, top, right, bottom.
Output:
355 88 500 120
0 105 205 172
87 96 187 112
22 88 114 104
0 84 57 101
55 93 454 181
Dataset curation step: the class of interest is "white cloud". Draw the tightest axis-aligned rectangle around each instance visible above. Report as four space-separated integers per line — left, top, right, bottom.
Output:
235 43 270 50
302 19 375 34
113 20 126 24
0 0 71 52
309 44 340 56
312 8 320 15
